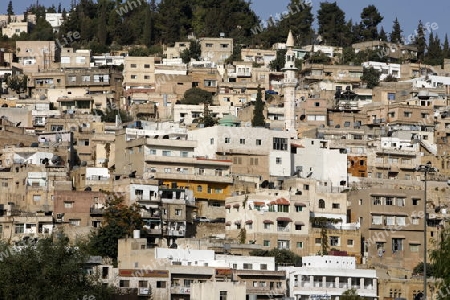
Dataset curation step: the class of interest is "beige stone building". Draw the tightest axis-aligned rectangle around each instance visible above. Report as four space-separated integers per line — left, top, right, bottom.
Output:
15 41 60 73
123 56 161 89
199 37 233 64
2 22 28 38
60 48 91 68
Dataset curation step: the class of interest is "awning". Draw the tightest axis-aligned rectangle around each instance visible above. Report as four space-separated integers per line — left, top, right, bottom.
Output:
263 220 274 224
225 205 231 209
233 204 240 208
272 197 290 205
294 202 306 207
253 201 265 206
225 221 231 226
295 221 305 226
409 241 421 244
277 217 292 222
370 212 408 216
245 220 253 225
234 220 241 225
370 193 406 197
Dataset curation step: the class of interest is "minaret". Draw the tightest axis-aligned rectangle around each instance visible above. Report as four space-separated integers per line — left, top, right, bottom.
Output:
282 30 298 132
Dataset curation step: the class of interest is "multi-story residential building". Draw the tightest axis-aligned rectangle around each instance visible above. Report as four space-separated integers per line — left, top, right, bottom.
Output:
283 255 378 300
45 13 67 33
217 81 262 108
189 67 220 94
241 48 276 67
199 37 233 64
225 190 309 256
173 104 236 126
352 41 417 63
2 22 28 38
53 190 107 232
348 180 450 271
15 41 60 72
164 41 190 59
189 126 294 186
123 56 161 90
114 125 233 218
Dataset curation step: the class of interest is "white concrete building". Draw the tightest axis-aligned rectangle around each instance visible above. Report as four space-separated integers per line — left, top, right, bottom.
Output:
45 13 67 33
188 126 294 177
173 104 237 125
292 138 348 188
283 255 377 300
191 281 246 300
362 61 401 81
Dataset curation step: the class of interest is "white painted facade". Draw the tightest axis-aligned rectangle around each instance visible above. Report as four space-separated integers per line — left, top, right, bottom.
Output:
292 138 348 188
362 61 401 81
173 104 237 125
283 255 378 300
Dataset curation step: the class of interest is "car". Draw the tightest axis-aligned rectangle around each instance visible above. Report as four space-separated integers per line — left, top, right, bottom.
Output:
211 217 225 223
195 216 210 222
265 89 278 95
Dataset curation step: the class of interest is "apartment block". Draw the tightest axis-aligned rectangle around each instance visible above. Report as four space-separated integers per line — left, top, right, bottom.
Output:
123 56 161 89
199 37 233 64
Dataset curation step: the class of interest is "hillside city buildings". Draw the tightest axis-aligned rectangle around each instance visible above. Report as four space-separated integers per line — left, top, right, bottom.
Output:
1 10 450 299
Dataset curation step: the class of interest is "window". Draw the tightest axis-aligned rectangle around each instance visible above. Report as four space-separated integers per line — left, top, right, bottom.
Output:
144 75 150 80
162 150 171 156
250 158 259 165
131 75 137 79
225 137 230 143
277 205 289 213
410 243 420 252
412 217 420 225
304 184 309 190
119 280 130 288
260 264 267 270
204 80 217 87
82 75 90 82
332 203 340 209
388 93 396 100
256 139 262 145
273 137 288 150
385 216 395 226
220 43 229 48
175 209 182 216
359 199 363 205
130 64 137 68
347 239 354 246
69 76 76 82
240 138 245 144
276 157 282 164
32 195 41 202
220 291 228 300
318 199 325 209
197 185 203 192
330 236 340 246
263 240 270 247
295 206 303 212
149 149 156 155
315 238 322 245
243 263 253 270
315 102 320 107
205 43 213 48
373 197 381 205
385 197 393 205
210 138 214 145
144 64 150 68
277 240 290 249
297 242 303 248
372 215 382 225
412 198 420 206
69 219 81 226
396 216 406 226
15 224 24 234
392 238 404 252
64 201 74 208
139 281 147 288
180 151 188 157
359 160 365 166
264 223 271 229
344 121 351 127
396 198 405 206
295 224 303 230
403 111 412 118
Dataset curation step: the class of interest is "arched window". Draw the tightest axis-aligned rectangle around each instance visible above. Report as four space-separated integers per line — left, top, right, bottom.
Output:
318 199 325 209
197 185 203 192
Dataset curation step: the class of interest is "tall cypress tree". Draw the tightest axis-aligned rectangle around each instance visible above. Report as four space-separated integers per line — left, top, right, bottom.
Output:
414 21 426 62
379 27 387 42
390 18 403 44
7 1 14 23
252 85 265 127
443 34 450 59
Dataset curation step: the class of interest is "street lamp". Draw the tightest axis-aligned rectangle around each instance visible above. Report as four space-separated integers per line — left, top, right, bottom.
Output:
415 161 438 300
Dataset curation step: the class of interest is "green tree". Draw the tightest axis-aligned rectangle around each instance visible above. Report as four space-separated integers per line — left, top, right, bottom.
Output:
430 228 450 297
359 5 383 41
390 18 403 44
414 20 427 62
378 26 387 42
425 32 443 66
443 34 450 59
180 39 202 64
88 194 143 266
341 288 363 300
101 108 132 123
0 235 115 299
252 85 265 127
180 87 212 105
361 67 381 89
412 262 434 277
317 2 348 46
269 49 286 71
249 248 302 266
7 1 13 23
384 74 398 82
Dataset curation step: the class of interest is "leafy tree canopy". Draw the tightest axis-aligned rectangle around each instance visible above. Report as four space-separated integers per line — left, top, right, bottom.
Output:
361 67 381 89
180 87 212 105
250 248 302 266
